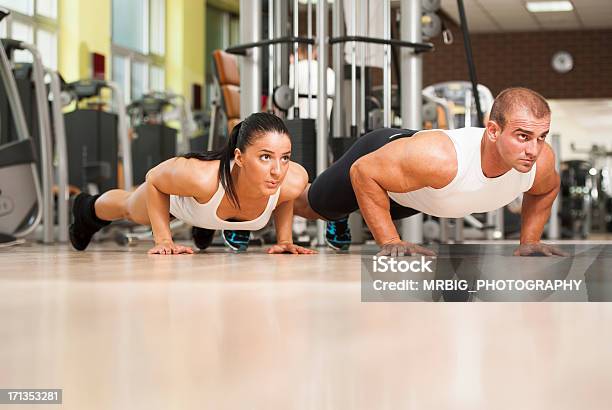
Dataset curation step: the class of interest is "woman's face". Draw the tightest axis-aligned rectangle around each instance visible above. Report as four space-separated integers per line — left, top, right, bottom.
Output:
234 131 292 196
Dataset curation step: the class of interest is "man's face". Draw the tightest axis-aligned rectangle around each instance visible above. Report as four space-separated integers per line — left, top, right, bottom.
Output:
489 107 550 173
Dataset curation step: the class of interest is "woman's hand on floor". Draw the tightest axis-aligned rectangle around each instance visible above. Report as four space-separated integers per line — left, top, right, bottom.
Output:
267 243 317 255
148 240 194 255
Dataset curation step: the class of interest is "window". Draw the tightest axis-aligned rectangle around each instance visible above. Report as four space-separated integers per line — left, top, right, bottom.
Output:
131 60 148 101
149 0 165 56
10 20 33 63
36 0 56 19
112 0 165 102
36 28 57 70
0 0 58 70
112 0 148 54
0 0 33 16
150 65 164 91
112 55 129 101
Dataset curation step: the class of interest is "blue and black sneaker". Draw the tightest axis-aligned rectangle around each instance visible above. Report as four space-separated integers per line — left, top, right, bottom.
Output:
325 217 351 251
222 229 250 252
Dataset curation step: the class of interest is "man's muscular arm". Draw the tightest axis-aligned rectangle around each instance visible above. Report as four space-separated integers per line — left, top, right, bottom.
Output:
349 131 456 256
515 144 567 256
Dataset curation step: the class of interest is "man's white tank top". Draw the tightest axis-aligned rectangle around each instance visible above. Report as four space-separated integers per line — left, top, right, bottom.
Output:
169 178 281 231
387 127 537 218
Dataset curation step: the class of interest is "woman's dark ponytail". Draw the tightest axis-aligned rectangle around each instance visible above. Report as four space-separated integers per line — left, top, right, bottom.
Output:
182 112 289 209
218 121 242 208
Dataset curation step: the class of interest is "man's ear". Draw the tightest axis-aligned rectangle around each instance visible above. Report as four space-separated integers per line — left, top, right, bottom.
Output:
486 120 501 142
234 148 243 167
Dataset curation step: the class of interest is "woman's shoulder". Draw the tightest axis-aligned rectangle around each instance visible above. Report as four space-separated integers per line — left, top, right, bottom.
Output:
174 157 221 200
279 162 309 201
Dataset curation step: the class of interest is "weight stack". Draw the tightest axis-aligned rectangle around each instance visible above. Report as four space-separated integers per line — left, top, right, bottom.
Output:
64 109 119 193
189 131 209 152
132 124 177 185
285 118 316 182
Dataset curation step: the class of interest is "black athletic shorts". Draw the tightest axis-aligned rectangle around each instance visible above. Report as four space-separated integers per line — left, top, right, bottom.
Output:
308 127 421 221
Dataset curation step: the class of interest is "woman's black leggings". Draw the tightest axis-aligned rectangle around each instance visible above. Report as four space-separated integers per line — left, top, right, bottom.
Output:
307 127 421 221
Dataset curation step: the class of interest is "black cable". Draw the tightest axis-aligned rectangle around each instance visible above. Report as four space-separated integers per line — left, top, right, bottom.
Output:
456 0 484 127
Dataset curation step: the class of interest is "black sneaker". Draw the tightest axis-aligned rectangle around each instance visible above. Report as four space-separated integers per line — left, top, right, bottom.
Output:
69 193 110 251
192 227 215 250
325 217 351 251
221 229 250 252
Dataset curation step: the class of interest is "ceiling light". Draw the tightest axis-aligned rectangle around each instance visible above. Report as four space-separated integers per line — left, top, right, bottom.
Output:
526 1 574 13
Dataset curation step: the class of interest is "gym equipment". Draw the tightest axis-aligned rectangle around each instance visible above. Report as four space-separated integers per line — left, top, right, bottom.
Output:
0 37 64 244
423 81 494 128
46 69 70 242
329 0 364 162
560 160 593 239
126 91 197 185
209 49 241 151
422 89 456 130
422 101 438 122
560 143 612 238
421 12 442 39
63 79 132 194
0 8 43 242
128 96 177 185
188 110 211 152
161 91 197 155
284 0 317 181
546 133 562 240
330 4 434 125
331 0 373 160
456 0 484 127
272 84 293 111
421 0 441 13
130 91 196 184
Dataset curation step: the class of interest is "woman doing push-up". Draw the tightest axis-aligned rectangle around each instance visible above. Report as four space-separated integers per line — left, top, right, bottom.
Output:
69 112 315 255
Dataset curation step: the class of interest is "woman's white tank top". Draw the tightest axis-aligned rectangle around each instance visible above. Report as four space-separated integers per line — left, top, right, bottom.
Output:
169 174 281 231
387 127 537 218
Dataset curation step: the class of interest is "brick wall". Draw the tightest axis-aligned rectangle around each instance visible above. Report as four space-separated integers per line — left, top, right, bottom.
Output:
422 25 612 99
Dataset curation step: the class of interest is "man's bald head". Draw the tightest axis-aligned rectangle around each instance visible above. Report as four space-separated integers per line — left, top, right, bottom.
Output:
489 87 550 129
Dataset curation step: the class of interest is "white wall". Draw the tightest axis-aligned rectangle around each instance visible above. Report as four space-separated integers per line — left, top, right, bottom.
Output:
548 99 612 163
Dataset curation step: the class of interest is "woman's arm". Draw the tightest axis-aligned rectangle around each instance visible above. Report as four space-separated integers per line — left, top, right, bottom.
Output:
272 198 294 245
145 172 178 253
268 162 316 255
145 158 217 254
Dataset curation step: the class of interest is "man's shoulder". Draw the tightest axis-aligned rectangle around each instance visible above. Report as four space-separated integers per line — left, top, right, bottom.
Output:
388 129 458 188
396 129 457 164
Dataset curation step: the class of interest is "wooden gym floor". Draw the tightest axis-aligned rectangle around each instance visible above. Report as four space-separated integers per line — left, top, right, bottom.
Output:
1 241 612 409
